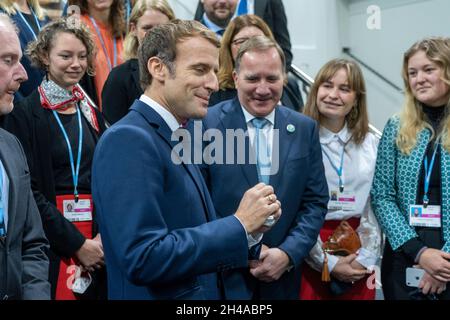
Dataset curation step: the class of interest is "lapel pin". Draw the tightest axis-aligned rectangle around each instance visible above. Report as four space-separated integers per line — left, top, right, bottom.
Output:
287 124 295 133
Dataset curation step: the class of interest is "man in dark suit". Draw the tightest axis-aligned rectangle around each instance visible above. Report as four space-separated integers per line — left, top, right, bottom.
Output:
195 0 293 67
198 0 238 38
0 14 50 300
200 36 328 299
91 20 281 300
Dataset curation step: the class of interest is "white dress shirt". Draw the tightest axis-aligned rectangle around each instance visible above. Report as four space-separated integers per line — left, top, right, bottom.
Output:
306 124 382 272
0 159 9 233
139 95 259 248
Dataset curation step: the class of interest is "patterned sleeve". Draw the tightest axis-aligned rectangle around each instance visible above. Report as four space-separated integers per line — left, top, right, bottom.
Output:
370 117 418 250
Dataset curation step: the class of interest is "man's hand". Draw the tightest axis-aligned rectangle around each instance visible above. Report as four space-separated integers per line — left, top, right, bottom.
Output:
419 271 447 295
235 183 281 234
418 248 450 282
249 246 290 282
330 254 369 283
75 239 105 273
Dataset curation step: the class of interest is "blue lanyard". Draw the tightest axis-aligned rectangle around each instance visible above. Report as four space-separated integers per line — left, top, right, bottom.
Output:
125 0 131 27
16 7 41 40
52 107 83 202
89 16 117 71
0 162 4 237
423 141 440 207
323 146 346 192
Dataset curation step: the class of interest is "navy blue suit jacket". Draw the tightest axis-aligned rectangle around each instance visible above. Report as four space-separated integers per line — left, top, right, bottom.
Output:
92 99 252 300
200 98 328 299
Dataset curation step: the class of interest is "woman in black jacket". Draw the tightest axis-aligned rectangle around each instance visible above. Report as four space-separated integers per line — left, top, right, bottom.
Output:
2 18 107 300
102 0 175 124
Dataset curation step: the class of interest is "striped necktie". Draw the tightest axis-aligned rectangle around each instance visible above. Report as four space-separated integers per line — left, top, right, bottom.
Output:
251 117 271 184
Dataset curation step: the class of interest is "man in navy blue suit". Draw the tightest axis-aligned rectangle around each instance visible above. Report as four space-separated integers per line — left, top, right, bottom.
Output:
200 36 328 299
91 20 281 300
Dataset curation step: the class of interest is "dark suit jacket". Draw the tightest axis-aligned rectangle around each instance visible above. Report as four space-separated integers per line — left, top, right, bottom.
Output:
91 99 252 299
0 128 50 300
194 0 293 67
0 89 107 298
200 98 328 299
102 59 142 124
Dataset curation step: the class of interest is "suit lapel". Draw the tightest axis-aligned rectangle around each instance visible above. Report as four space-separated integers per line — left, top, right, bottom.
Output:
131 100 214 221
0 133 17 245
269 107 294 189
254 0 268 17
220 99 258 187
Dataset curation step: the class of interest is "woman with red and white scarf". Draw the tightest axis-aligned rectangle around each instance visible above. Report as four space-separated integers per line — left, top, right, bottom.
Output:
1 18 107 300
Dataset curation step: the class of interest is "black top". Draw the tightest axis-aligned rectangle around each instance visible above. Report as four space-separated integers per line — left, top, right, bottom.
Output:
21 11 40 35
402 104 446 259
49 111 97 195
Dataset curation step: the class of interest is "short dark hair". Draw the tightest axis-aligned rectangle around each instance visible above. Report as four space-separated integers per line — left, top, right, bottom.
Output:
138 19 219 90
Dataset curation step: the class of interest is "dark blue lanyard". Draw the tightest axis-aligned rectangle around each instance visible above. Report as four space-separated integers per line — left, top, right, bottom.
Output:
125 0 131 27
89 16 117 71
423 141 440 207
16 7 41 40
323 146 345 192
52 107 83 202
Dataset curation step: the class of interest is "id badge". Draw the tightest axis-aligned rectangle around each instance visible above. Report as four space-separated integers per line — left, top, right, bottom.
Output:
63 199 92 222
409 205 441 228
328 190 356 211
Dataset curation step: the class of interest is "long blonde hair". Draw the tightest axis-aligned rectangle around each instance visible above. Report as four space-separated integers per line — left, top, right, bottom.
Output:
397 37 450 154
0 0 46 20
123 0 175 60
303 59 369 145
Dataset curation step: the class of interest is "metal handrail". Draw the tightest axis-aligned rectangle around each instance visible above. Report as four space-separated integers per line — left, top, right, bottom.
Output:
289 63 382 139
343 47 403 94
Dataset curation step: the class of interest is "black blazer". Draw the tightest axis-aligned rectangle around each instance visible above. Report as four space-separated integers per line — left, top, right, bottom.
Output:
194 0 293 67
102 59 143 124
1 89 107 297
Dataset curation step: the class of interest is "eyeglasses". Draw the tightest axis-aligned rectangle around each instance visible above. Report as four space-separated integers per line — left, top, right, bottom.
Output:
231 37 250 46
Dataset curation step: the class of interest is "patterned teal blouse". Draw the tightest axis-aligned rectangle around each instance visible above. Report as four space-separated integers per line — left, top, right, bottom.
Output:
371 116 450 252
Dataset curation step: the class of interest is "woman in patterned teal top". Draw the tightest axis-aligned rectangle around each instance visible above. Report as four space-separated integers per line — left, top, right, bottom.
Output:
371 37 450 300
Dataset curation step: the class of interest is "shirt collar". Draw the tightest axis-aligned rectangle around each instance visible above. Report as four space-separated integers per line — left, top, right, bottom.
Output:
319 123 352 145
202 13 225 37
241 105 275 126
139 94 181 132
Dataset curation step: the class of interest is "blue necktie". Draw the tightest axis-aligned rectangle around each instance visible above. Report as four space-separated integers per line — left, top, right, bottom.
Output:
0 165 5 237
237 0 248 16
251 118 271 184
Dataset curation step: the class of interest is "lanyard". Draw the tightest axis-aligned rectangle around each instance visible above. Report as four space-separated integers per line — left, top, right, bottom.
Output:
89 16 117 71
0 163 4 237
16 7 41 40
323 146 345 192
125 0 131 28
423 141 440 207
52 107 83 202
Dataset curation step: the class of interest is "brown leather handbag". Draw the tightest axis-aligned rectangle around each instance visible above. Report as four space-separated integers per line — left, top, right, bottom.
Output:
321 220 361 282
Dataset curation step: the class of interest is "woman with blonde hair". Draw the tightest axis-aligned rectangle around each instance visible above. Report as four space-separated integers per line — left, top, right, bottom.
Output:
372 37 450 300
0 0 50 99
2 18 108 300
68 0 126 110
299 58 382 300
102 0 175 124
208 14 302 110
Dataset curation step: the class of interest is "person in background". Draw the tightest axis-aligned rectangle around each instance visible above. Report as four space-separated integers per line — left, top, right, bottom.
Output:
300 59 382 300
69 0 125 110
197 0 237 39
0 12 50 301
371 37 450 300
1 18 108 300
0 0 50 100
209 14 302 110
102 0 175 124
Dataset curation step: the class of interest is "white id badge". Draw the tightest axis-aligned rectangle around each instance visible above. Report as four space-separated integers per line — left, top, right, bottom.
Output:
72 266 92 294
409 205 441 228
328 190 356 211
63 199 92 222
